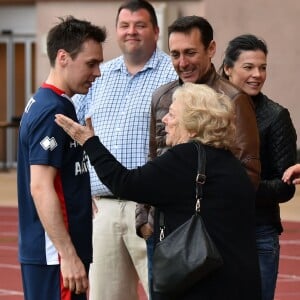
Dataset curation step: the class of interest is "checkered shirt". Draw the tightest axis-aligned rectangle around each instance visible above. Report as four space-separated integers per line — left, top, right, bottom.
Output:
73 48 177 196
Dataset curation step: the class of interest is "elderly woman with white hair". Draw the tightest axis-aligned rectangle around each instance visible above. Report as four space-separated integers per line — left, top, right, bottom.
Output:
55 83 261 300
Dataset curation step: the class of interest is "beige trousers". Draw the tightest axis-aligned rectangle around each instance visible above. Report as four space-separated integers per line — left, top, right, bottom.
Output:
89 198 148 300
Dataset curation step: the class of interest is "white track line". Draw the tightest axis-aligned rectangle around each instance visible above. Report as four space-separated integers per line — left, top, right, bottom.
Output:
0 245 17 250
280 240 300 245
278 273 300 282
0 289 23 296
280 254 300 261
0 263 20 270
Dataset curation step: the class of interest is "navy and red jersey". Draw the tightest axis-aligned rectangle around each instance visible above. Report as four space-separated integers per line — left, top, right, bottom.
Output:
17 84 92 265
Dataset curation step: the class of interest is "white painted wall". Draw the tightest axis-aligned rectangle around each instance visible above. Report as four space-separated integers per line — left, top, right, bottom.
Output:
0 5 36 34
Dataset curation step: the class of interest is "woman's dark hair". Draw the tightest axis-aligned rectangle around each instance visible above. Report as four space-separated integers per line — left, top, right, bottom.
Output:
219 34 268 79
116 0 158 28
168 15 213 50
47 16 107 67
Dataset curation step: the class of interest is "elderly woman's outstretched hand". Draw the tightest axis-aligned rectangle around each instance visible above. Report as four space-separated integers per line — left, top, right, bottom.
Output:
55 114 95 146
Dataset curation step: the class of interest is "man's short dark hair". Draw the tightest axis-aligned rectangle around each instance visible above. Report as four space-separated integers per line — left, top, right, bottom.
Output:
116 0 158 28
168 15 213 50
47 15 107 66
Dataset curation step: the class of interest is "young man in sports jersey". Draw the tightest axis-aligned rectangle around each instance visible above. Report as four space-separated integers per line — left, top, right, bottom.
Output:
17 16 106 300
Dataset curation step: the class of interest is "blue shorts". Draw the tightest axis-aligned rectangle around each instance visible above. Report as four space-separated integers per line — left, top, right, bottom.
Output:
21 264 89 300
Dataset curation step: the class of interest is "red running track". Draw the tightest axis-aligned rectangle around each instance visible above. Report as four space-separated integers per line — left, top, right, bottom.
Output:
1 206 299 300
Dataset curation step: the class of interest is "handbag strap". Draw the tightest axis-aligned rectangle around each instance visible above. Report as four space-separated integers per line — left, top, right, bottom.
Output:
159 141 206 241
194 141 206 214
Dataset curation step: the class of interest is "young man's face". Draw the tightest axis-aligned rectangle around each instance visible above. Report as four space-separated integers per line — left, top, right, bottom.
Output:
62 39 104 97
169 28 216 83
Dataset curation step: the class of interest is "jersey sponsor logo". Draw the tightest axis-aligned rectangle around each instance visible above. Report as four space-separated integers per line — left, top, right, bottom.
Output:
75 151 89 175
40 136 58 151
70 140 79 148
75 160 89 175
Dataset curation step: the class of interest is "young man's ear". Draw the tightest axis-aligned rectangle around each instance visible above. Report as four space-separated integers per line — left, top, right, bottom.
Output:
57 49 69 67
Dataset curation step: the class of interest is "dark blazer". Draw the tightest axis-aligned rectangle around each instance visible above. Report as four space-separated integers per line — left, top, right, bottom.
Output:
84 137 261 300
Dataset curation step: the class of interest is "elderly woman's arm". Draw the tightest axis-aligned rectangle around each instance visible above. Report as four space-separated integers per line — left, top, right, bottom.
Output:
55 114 95 145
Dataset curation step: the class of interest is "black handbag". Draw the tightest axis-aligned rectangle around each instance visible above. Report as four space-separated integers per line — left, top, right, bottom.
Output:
152 141 223 294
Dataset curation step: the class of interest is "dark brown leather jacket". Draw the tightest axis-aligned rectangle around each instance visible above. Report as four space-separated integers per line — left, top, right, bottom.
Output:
136 64 261 235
